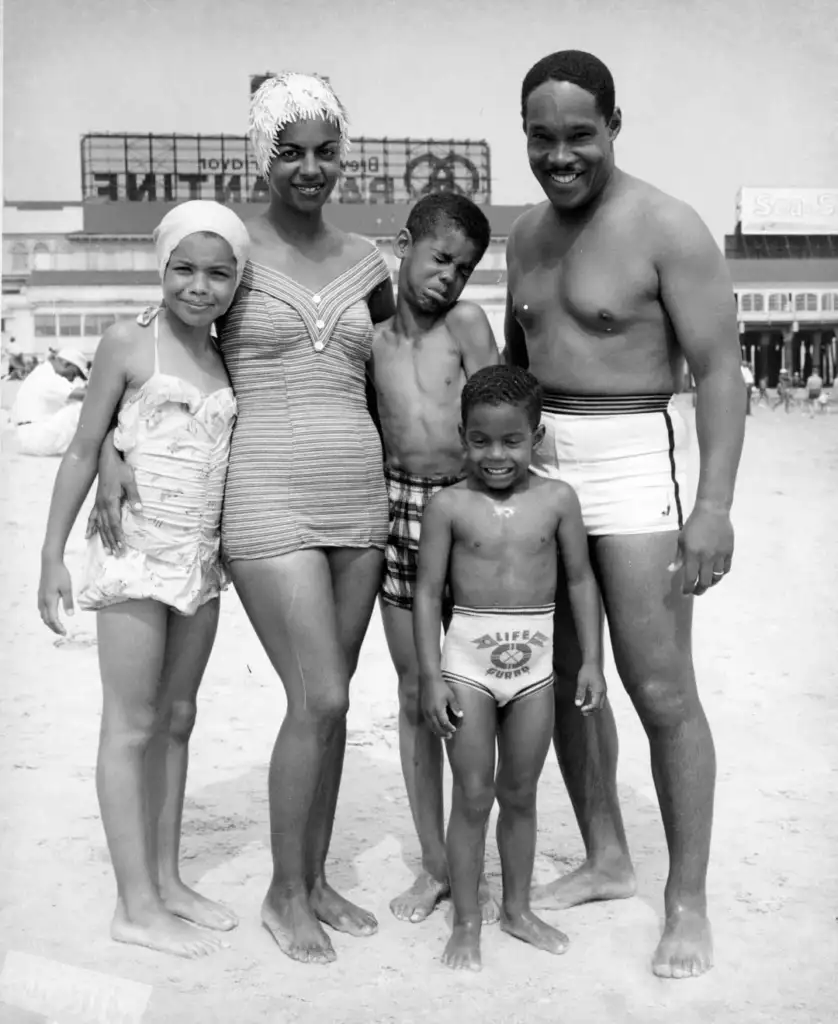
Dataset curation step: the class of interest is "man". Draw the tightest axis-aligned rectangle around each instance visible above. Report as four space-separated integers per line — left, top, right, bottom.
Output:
505 51 745 980
10 348 89 456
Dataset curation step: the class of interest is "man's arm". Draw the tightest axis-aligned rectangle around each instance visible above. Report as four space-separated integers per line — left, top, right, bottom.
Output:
504 290 529 368
657 200 745 593
446 301 501 376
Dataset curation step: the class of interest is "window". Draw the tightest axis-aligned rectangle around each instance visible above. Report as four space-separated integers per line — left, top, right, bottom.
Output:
751 293 764 312
10 243 28 273
58 315 82 337
768 293 791 313
740 293 753 312
795 293 818 312
34 315 58 337
84 314 117 335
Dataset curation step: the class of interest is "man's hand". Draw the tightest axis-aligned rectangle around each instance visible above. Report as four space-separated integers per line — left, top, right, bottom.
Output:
421 677 463 739
85 441 142 555
575 662 607 715
670 501 734 596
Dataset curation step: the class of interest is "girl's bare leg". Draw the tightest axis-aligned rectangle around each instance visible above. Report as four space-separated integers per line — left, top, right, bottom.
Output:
97 600 221 958
145 598 237 931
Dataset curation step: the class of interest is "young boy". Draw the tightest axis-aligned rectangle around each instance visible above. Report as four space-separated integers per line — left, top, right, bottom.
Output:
413 365 606 972
368 193 501 923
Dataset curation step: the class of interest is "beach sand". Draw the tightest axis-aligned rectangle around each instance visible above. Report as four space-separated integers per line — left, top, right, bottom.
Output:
1 397 836 1024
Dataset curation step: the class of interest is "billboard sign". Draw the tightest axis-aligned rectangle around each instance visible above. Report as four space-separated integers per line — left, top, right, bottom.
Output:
738 187 838 235
80 134 491 205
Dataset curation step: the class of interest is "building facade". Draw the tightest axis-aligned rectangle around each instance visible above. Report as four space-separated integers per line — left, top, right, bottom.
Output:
727 187 838 385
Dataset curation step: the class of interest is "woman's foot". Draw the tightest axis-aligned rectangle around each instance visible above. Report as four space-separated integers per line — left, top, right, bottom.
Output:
160 879 238 932
652 908 713 979
311 880 378 937
261 890 336 964
442 920 482 972
500 908 569 955
390 872 449 923
111 900 224 959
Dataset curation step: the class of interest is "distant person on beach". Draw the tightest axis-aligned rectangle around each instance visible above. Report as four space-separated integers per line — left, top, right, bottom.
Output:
10 348 89 455
368 193 502 925
805 370 823 417
414 365 606 972
773 371 793 413
38 201 249 959
505 50 746 979
740 361 754 415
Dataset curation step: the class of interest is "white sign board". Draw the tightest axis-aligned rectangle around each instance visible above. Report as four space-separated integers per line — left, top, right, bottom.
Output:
738 187 838 235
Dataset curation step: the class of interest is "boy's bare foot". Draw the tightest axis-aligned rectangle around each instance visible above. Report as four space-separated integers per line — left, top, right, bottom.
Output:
310 881 377 937
652 908 713 979
478 875 500 925
390 871 449 923
500 908 569 955
261 891 336 964
161 880 238 932
442 921 482 972
531 859 636 910
111 901 223 959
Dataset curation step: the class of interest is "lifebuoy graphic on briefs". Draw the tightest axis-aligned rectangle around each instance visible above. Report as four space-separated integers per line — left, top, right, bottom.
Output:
471 627 549 679
490 643 533 672
404 152 481 199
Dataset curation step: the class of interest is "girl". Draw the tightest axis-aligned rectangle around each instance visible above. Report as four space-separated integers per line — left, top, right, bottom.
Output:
92 74 396 966
37 200 250 959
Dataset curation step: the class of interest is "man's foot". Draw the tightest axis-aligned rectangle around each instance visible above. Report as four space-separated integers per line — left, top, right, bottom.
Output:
500 908 569 955
261 891 336 964
652 908 713 979
111 901 223 959
442 921 482 972
310 881 378 937
531 859 636 911
160 880 238 932
478 874 501 925
390 871 449 923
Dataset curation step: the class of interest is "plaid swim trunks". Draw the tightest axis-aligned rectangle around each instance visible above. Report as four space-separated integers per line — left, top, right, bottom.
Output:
380 465 464 610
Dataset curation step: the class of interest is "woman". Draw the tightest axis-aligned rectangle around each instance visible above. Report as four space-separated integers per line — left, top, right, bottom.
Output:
93 73 395 965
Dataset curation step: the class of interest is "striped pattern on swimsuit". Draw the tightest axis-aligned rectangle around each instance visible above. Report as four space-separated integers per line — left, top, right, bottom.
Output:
219 247 392 561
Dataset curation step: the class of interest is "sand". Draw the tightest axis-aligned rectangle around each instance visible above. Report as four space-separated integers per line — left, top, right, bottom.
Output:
1 397 836 1024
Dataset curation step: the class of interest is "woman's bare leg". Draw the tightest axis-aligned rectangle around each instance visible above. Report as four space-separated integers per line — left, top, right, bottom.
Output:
307 547 383 936
230 551 351 964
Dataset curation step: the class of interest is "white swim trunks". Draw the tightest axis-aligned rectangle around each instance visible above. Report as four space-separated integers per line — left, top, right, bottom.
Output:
530 392 690 536
441 605 555 706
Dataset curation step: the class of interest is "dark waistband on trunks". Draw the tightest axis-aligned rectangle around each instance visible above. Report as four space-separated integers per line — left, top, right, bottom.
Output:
384 464 466 488
542 392 674 416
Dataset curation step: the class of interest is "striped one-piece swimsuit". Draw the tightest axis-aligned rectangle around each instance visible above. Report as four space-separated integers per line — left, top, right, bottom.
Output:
219 247 391 560
217 246 389 561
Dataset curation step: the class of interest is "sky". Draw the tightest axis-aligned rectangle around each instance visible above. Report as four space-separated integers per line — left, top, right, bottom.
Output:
4 0 836 244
